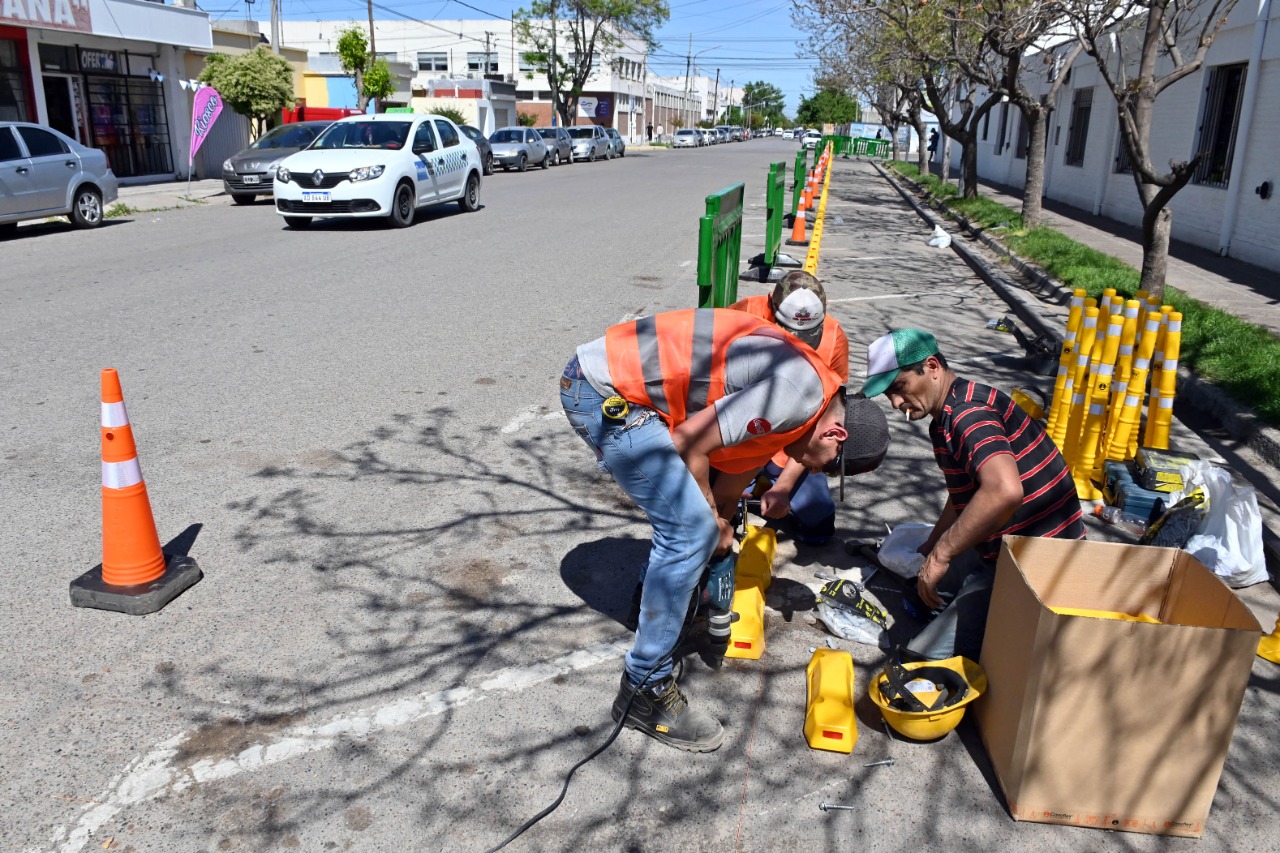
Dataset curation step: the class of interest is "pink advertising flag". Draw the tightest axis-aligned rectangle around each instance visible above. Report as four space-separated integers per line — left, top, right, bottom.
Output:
189 86 224 164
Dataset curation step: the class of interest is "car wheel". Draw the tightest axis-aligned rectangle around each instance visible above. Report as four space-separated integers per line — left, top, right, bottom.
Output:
483 152 494 176
457 171 481 213
284 216 311 229
232 194 255 206
551 150 560 166
70 187 103 229
540 151 549 170
389 182 415 228
588 148 596 163
517 153 527 173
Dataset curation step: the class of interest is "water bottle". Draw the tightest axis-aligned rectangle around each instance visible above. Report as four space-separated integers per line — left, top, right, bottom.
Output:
1093 504 1149 535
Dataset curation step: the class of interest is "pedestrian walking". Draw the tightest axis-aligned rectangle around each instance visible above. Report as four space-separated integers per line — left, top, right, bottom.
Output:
927 128 939 159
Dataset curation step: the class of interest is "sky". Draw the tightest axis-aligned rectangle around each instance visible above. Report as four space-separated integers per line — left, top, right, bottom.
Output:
235 0 819 115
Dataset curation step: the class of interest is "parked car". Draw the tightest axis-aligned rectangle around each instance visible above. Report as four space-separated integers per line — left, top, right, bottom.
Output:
489 127 549 172
673 128 700 148
566 125 610 162
714 126 732 144
0 121 118 235
697 128 714 146
457 125 495 175
801 129 823 150
272 114 482 230
222 120 331 204
604 127 626 158
534 126 573 165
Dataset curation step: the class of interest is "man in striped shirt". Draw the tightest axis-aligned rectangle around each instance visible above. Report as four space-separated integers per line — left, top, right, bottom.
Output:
863 329 1085 661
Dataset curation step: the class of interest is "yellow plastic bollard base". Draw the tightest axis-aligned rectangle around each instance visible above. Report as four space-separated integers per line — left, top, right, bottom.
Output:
725 581 765 660
1259 630 1280 664
737 525 775 591
804 649 857 753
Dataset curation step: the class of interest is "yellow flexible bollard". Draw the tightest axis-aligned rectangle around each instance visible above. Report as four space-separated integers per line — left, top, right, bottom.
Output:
1147 312 1182 450
1104 311 1163 463
1103 299 1142 451
1046 289 1086 437
1142 307 1174 449
1059 306 1100 464
1260 613 1280 663
1075 314 1124 498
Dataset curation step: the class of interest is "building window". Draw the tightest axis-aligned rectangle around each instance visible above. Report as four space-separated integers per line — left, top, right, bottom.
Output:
417 52 448 72
1014 111 1028 160
467 52 498 74
1115 136 1133 174
1064 87 1093 166
1192 63 1246 188
995 102 1008 154
518 55 535 73
982 108 990 141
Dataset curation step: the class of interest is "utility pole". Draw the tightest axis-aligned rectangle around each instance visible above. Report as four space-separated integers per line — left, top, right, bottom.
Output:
484 31 494 76
683 34 692 129
367 0 376 61
712 68 719 124
270 0 280 54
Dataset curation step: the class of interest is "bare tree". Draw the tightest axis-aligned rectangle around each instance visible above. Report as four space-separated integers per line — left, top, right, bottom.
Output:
1061 0 1242 297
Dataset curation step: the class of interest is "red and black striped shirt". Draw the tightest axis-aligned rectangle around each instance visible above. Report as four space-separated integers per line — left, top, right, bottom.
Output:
930 378 1085 561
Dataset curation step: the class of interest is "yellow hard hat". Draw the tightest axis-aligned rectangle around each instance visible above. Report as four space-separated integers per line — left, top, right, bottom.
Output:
870 656 987 740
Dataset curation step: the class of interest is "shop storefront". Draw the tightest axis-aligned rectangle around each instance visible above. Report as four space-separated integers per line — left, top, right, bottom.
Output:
3 0 211 181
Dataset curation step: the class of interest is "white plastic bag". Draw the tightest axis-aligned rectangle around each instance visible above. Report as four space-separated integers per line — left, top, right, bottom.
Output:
926 224 952 249
1179 465 1268 588
878 523 932 579
816 581 892 646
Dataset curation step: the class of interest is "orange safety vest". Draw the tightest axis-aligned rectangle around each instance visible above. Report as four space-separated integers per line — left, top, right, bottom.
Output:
729 294 850 383
604 309 843 473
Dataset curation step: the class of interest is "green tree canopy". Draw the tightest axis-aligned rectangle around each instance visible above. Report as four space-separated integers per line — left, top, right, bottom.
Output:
741 81 785 126
795 88 861 128
197 47 293 137
515 0 668 128
334 24 395 112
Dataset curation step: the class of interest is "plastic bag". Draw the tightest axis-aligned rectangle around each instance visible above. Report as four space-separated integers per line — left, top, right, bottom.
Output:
1180 465 1267 588
816 579 891 646
926 224 952 249
878 523 932 579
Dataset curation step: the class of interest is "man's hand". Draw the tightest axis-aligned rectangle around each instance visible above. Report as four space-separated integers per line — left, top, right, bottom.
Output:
715 517 735 555
917 550 950 611
760 485 791 519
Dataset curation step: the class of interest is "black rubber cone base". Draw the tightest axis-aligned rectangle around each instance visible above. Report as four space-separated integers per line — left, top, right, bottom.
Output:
70 554 202 615
785 238 810 247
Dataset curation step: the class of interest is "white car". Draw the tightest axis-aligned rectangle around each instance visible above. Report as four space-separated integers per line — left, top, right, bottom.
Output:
802 130 823 150
273 114 482 229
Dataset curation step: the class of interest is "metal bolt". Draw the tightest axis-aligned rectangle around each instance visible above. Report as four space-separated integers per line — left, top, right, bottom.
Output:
863 758 895 768
820 802 856 812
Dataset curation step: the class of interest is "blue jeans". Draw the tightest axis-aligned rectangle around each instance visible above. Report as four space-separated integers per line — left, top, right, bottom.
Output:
762 460 835 542
560 356 718 685
905 548 995 661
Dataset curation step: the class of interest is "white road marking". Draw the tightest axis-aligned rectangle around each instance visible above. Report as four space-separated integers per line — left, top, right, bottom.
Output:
679 260 692 268
828 287 971 304
501 404 561 435
48 640 630 852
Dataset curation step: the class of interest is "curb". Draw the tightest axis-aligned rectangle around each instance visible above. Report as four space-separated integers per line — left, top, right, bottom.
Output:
874 162 1280 473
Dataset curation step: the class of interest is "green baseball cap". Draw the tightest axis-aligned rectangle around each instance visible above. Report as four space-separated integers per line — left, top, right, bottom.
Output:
862 329 939 398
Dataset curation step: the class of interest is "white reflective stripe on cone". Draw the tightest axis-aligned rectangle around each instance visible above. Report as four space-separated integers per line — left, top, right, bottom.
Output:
1125 394 1142 407
1164 360 1179 372
102 458 143 489
101 401 130 428
1089 403 1105 415
1159 397 1175 409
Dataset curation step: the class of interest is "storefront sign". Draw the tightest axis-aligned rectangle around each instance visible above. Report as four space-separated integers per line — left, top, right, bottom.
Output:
79 49 118 73
1 0 94 34
594 98 611 118
577 97 597 118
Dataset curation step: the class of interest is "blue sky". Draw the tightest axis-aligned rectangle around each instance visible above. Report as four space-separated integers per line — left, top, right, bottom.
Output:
254 0 817 115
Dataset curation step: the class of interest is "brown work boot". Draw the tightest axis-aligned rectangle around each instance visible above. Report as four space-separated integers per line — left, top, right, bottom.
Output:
611 673 724 752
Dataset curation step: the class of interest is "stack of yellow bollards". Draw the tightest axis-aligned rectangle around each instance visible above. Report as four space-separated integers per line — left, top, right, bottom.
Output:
1043 288 1183 498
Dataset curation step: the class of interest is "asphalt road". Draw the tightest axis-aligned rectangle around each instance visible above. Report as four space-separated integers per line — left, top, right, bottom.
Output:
2 141 1276 852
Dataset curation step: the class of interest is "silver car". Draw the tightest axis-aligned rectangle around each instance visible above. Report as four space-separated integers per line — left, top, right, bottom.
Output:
0 121 118 235
605 127 626 158
534 127 573 165
673 129 700 148
222 120 331 204
566 125 610 162
489 127 549 172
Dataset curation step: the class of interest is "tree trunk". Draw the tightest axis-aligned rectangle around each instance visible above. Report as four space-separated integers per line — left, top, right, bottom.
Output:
355 69 367 113
914 118 927 174
1140 195 1173 300
960 138 979 198
1021 107 1048 229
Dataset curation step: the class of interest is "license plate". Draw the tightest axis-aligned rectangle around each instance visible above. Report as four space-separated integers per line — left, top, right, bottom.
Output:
242 174 261 185
301 191 330 203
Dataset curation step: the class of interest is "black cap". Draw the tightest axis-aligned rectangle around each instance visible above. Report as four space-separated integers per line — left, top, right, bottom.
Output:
824 392 889 477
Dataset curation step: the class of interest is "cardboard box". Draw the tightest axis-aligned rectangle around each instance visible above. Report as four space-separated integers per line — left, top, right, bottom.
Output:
976 536 1261 838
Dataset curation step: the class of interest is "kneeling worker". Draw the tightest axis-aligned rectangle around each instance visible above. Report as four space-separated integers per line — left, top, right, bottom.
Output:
730 271 849 543
561 308 885 752
862 329 1084 661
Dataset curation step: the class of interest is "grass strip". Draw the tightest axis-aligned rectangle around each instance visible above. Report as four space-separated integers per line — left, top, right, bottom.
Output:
888 161 1280 425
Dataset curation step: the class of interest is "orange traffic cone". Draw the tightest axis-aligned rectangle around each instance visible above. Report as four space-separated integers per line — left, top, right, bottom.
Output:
70 369 202 614
786 193 810 246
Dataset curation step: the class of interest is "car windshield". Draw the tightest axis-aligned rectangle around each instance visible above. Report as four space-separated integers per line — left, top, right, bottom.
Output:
567 128 596 139
250 124 321 150
536 129 558 138
459 126 482 141
490 130 525 143
313 121 411 150
677 130 695 136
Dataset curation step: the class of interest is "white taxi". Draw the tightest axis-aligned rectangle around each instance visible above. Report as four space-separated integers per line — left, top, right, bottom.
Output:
273 114 482 229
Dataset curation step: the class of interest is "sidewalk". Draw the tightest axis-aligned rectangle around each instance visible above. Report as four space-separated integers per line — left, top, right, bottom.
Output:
965 173 1280 337
116 178 232 212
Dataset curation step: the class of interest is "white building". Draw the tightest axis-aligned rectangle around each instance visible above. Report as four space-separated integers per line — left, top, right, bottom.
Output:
965 2 1280 271
2 0 213 181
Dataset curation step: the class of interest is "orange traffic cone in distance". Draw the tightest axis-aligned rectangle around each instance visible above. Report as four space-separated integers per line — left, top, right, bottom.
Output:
70 368 202 614
786 193 810 246
99 368 166 586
